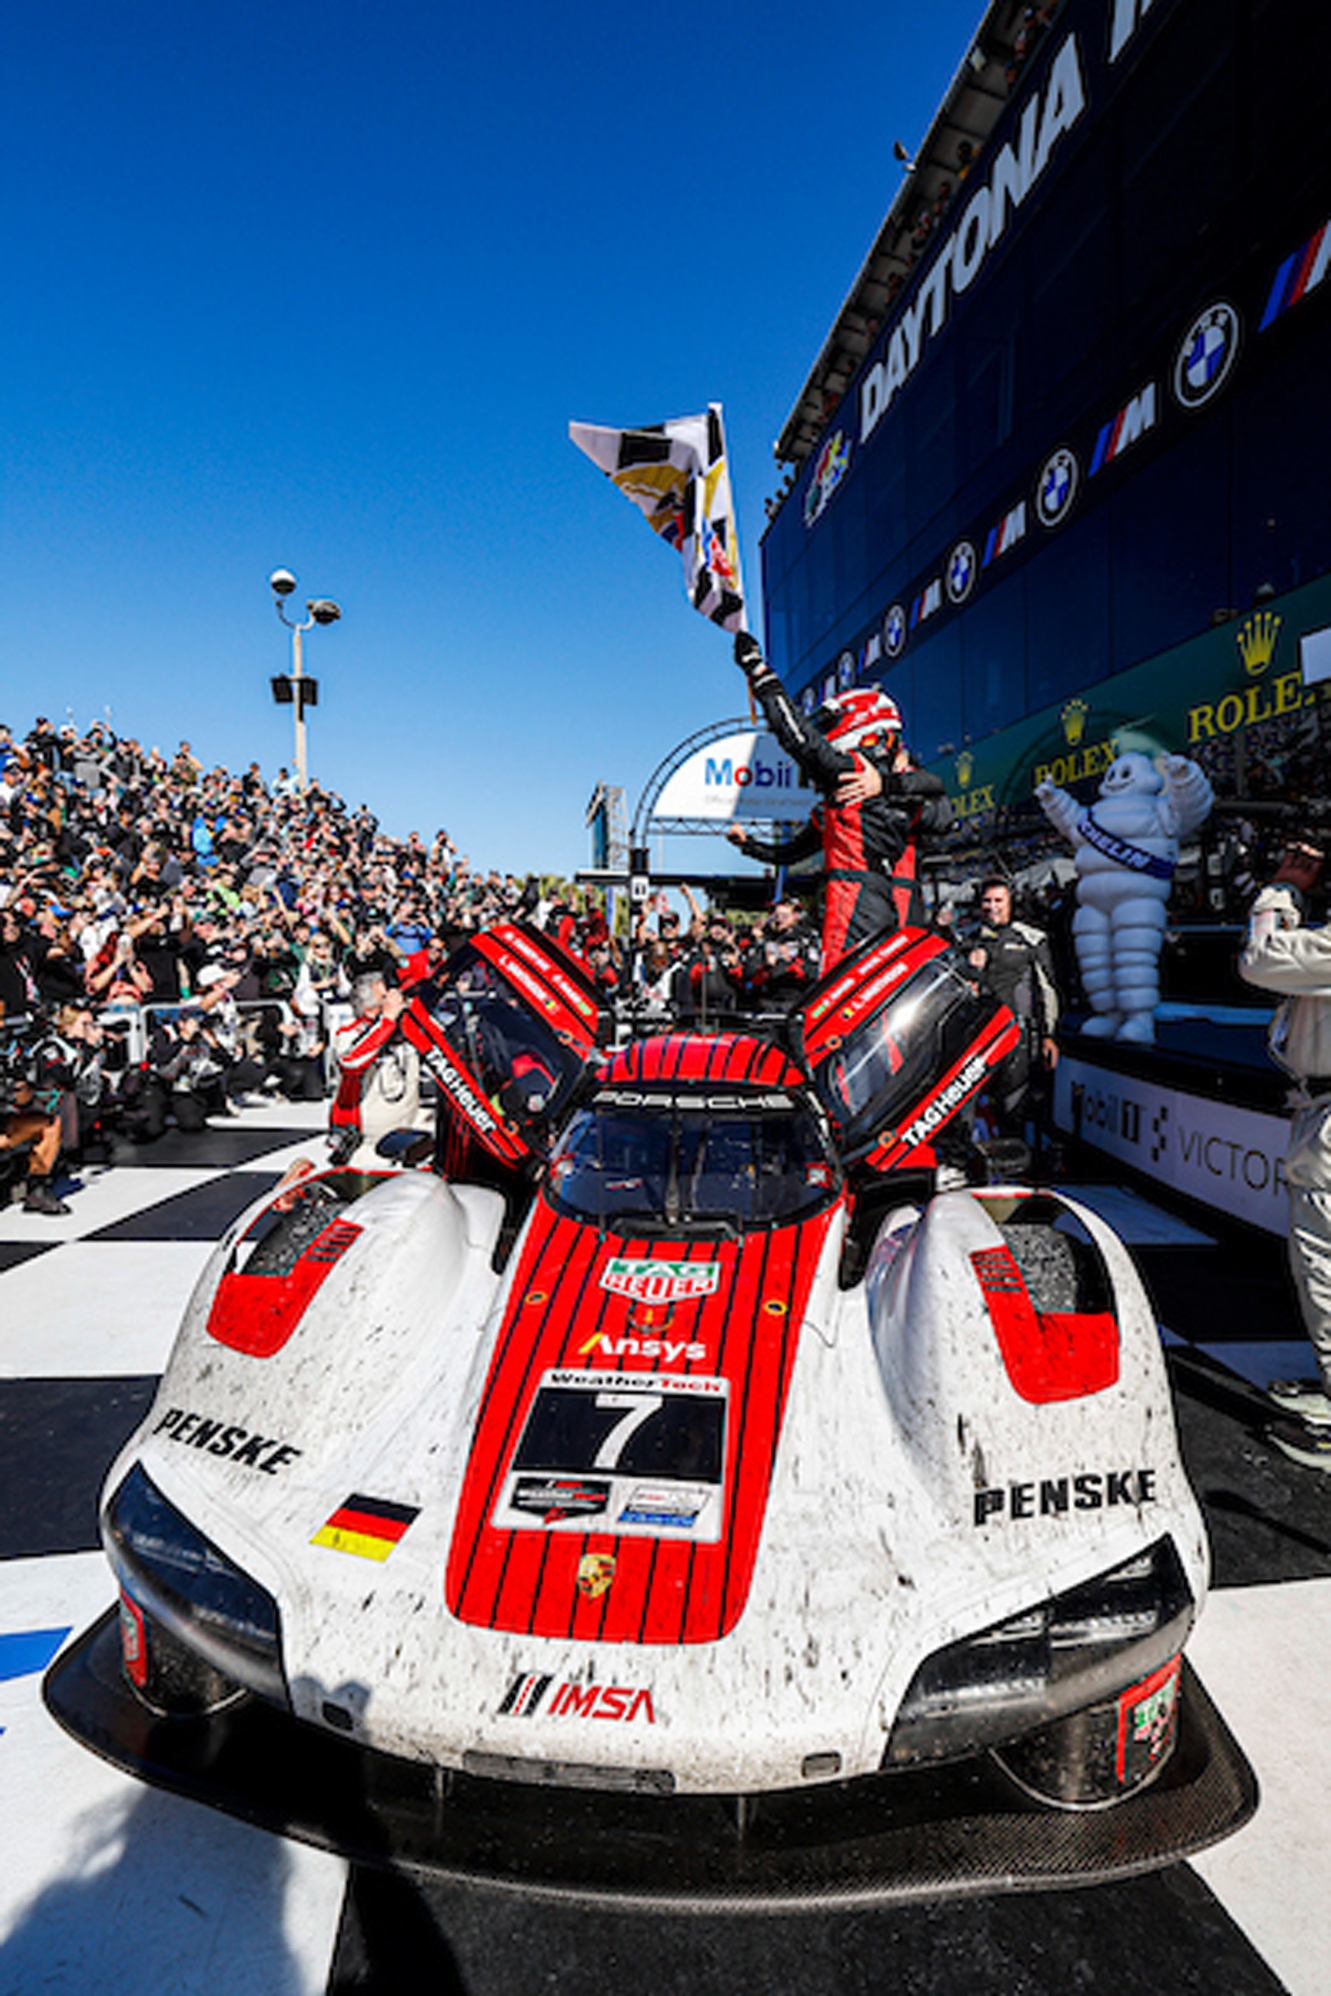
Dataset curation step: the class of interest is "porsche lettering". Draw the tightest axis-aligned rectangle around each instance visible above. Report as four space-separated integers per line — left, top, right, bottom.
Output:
593 1090 793 1112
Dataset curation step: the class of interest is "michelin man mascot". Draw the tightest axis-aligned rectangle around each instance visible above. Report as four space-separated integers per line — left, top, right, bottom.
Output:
1036 751 1213 1043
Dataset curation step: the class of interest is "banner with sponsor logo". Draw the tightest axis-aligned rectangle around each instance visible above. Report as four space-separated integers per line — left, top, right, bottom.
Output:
1053 1051 1290 1233
935 569 1331 824
651 728 817 825
569 404 746 634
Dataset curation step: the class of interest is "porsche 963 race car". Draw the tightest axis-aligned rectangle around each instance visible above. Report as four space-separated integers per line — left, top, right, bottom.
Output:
46 922 1255 1907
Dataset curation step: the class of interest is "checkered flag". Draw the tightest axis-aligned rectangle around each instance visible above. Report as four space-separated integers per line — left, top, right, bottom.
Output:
569 404 747 633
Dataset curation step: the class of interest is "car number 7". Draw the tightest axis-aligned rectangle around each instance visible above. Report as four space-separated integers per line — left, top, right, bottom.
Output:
592 1391 664 1469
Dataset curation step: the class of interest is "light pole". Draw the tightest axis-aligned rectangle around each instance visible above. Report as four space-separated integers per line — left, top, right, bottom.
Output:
269 569 341 791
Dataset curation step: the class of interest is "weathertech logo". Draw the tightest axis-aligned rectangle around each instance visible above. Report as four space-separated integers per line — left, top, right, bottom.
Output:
498 1674 656 1723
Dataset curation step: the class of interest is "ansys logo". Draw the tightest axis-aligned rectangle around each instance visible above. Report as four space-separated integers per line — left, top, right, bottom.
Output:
804 432 852 527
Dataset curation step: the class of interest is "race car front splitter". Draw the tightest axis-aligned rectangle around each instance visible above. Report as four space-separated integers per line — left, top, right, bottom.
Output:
44 1607 1256 1911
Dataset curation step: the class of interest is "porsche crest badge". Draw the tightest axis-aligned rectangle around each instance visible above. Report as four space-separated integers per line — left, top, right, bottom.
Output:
576 1552 617 1600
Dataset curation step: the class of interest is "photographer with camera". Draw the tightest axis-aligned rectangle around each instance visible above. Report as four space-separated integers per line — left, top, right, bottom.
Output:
0 1015 70 1213
131 1006 229 1139
85 926 154 1006
0 905 43 1021
1240 838 1331 1468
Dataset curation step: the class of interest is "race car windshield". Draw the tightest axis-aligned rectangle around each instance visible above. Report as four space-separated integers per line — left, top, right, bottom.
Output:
427 954 581 1123
547 1095 839 1232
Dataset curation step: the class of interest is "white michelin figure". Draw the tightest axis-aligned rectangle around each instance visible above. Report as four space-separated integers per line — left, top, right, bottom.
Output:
1036 751 1214 1043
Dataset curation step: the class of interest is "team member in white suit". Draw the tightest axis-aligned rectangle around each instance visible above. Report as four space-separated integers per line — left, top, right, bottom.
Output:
329 973 428 1169
1036 751 1213 1043
1240 839 1331 1467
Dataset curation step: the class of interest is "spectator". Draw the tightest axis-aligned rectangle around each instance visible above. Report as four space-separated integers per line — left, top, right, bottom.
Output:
51 1003 116 1165
633 939 677 1022
136 1006 229 1137
0 1016 69 1211
195 963 271 1104
743 896 821 1012
677 911 744 1019
278 934 346 1100
0 906 44 1019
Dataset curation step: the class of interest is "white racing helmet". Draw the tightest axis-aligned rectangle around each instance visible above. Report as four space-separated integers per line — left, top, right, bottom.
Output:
813 687 903 755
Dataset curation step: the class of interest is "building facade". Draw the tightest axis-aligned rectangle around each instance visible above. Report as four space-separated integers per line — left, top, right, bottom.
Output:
760 0 1330 831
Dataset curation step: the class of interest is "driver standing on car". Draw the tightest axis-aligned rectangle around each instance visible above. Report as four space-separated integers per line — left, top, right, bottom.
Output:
727 634 951 971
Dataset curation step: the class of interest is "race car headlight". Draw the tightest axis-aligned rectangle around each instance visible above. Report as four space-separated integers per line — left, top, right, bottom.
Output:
104 1464 285 1704
884 1537 1193 1768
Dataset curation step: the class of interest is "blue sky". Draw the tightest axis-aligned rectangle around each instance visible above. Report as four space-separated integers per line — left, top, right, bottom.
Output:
1 0 984 877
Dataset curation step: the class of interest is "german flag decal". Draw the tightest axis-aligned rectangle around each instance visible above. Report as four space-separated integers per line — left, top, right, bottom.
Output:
312 1494 420 1562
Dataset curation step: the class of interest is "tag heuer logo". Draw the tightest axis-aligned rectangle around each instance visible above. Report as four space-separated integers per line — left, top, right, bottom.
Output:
600 1258 720 1305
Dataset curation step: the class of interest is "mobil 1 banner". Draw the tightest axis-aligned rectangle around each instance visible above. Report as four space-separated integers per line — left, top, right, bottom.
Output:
1053 1053 1289 1234
650 729 817 826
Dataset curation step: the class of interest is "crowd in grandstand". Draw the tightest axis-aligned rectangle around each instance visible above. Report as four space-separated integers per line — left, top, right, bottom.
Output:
0 713 549 1207
0 711 842 1212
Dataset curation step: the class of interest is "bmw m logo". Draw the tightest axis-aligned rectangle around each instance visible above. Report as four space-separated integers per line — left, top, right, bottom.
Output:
1172 302 1241 410
1036 447 1079 528
946 540 978 605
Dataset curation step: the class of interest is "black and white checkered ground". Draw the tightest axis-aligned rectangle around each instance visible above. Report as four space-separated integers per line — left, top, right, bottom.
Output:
0 1110 1327 1996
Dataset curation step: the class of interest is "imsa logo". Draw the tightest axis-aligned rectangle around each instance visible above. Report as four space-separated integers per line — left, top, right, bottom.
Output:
498 1674 657 1723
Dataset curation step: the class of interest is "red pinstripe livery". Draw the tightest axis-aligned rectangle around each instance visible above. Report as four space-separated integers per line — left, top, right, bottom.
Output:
445 1191 836 1644
598 1032 805 1090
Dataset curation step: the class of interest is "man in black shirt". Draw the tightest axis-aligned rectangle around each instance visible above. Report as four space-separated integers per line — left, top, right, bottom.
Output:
968 878 1060 1139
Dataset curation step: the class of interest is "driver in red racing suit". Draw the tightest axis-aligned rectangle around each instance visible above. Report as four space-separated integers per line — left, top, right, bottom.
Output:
728 633 951 970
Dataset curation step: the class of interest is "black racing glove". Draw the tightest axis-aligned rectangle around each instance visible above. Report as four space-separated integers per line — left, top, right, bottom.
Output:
734 633 779 699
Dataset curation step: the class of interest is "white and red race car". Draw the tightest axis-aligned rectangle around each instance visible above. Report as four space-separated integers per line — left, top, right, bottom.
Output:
46 923 1254 1906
